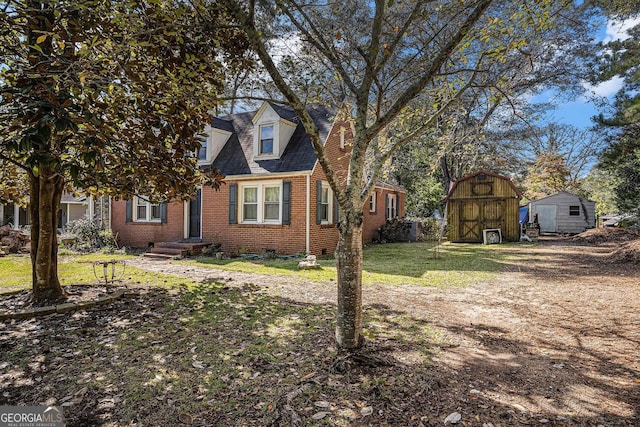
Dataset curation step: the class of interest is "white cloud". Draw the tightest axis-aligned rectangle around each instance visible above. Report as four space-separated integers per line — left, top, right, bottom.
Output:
583 75 624 98
603 16 640 42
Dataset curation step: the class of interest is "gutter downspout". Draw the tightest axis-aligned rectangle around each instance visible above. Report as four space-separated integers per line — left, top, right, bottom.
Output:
306 173 310 255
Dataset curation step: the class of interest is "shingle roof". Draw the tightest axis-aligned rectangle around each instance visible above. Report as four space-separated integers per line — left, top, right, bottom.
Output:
211 117 234 133
211 104 335 176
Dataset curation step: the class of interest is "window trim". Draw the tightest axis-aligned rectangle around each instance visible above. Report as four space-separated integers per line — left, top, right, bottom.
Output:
133 196 161 223
386 193 397 221
239 181 283 225
197 135 208 161
263 184 281 222
242 186 259 222
259 124 274 156
569 205 580 216
369 193 376 213
319 182 333 224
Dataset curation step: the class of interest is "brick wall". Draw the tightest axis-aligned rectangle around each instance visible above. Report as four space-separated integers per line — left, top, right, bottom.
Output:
200 176 309 255
361 187 407 243
111 118 406 255
111 199 185 248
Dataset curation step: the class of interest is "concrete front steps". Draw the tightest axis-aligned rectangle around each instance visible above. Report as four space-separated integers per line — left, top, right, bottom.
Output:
143 240 213 259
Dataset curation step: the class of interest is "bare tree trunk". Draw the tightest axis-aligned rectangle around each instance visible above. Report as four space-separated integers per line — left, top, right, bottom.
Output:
335 216 364 350
30 171 65 303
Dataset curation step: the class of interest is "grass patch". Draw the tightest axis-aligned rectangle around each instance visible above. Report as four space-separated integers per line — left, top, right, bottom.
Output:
0 253 195 292
181 241 511 288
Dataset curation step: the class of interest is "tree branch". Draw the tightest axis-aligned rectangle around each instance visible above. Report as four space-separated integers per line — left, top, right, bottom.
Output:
365 0 493 141
0 151 29 171
224 0 346 201
276 0 359 95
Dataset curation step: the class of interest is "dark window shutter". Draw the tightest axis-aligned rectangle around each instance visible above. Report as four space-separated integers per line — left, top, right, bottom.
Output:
316 180 322 224
282 181 291 225
333 193 338 224
125 200 132 223
395 191 400 217
229 183 237 224
160 202 167 224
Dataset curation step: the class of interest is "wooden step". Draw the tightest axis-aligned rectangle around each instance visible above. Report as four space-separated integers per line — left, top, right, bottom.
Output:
154 241 213 255
142 252 178 259
149 246 187 256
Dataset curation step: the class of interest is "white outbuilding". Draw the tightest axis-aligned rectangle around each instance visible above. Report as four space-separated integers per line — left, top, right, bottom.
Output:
529 192 596 234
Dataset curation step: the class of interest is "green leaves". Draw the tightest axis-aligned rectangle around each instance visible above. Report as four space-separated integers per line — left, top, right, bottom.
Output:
1 0 246 203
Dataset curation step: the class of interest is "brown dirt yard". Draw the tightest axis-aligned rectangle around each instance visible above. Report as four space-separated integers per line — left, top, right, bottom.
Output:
1 232 639 426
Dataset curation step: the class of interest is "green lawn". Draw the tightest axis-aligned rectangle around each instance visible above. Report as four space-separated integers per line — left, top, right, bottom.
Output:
182 241 512 288
0 242 518 293
0 253 196 292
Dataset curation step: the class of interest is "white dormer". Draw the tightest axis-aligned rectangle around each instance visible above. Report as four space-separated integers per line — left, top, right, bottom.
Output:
198 124 232 165
252 102 297 160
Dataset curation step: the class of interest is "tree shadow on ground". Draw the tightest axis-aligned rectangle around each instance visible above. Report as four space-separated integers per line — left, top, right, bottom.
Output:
1 281 637 426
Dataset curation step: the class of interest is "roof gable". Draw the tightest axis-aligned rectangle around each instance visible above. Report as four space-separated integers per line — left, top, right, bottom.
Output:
446 170 522 200
212 104 335 176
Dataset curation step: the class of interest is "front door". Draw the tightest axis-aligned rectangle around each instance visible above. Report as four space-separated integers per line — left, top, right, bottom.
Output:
188 189 202 239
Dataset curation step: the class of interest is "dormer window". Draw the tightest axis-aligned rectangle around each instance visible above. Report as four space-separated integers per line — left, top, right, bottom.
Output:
252 102 297 159
197 126 232 165
197 136 208 160
259 124 274 155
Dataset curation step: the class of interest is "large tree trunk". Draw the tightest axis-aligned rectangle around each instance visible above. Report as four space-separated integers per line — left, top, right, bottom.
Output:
335 215 364 350
29 171 65 303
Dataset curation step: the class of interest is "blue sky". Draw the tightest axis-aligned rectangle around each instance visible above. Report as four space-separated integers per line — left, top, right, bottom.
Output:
536 16 640 130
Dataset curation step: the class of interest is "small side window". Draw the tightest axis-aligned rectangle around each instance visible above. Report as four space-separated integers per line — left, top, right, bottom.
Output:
569 205 580 216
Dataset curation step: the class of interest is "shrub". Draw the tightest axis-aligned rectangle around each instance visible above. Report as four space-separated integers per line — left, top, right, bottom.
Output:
63 217 118 252
412 217 447 242
377 218 412 243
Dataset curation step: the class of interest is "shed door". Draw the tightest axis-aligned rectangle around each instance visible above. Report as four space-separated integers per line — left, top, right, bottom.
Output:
459 201 481 242
535 204 556 233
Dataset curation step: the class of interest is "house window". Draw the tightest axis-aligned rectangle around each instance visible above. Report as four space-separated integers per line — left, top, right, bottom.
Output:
264 186 280 221
197 135 208 160
386 194 397 220
369 193 376 213
240 182 282 224
259 124 274 155
320 186 330 223
243 187 258 221
569 205 580 216
134 196 161 222
318 183 334 224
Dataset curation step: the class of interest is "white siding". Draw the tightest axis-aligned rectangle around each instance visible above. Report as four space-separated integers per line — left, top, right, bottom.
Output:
68 203 88 222
530 192 595 234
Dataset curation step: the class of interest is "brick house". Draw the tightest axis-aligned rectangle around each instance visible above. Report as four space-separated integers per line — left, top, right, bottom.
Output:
111 102 405 256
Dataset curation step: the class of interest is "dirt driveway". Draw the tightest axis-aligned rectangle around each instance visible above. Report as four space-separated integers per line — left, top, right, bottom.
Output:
128 236 640 425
